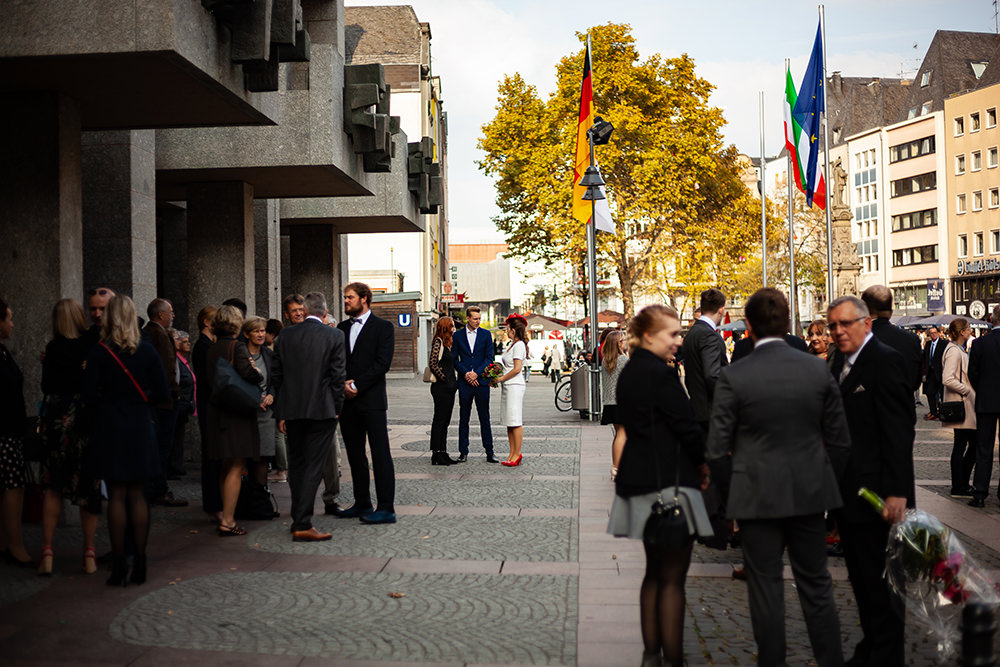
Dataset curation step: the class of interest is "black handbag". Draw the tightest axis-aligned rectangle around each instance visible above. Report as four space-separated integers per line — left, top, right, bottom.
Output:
642 405 692 548
212 342 261 415
235 476 279 520
939 345 967 423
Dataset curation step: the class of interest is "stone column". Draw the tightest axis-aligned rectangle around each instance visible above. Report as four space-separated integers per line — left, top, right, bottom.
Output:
157 202 189 329
0 93 83 406
186 182 256 328
81 129 157 309
287 225 340 317
254 199 281 318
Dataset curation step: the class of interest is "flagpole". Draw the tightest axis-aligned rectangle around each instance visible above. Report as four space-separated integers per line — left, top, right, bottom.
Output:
820 4 833 304
759 91 767 287
786 59 798 334
585 33 601 422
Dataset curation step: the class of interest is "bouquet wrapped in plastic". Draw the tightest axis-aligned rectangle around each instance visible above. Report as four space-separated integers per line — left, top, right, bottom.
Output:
483 362 504 388
858 487 1000 659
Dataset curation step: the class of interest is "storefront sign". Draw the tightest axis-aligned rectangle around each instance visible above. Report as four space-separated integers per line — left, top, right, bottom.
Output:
957 259 1000 275
926 279 945 311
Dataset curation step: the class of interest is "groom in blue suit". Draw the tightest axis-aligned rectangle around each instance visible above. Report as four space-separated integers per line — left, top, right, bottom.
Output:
453 306 499 463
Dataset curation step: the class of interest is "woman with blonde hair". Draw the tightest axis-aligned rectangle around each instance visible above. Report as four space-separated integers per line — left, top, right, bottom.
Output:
205 305 262 536
941 317 977 498
86 295 168 586
37 299 102 575
806 319 831 360
601 329 629 479
608 304 712 667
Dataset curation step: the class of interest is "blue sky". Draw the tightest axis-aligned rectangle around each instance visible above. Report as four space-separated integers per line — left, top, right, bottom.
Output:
346 0 999 241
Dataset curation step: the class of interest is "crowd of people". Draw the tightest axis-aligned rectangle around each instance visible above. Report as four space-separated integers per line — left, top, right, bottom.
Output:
605 283 995 667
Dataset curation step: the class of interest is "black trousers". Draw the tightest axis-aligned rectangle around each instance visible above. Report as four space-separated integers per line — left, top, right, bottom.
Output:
430 383 457 452
285 418 337 531
952 428 976 491
340 407 395 512
148 405 178 499
197 409 222 514
839 519 905 667
458 382 493 455
924 379 940 415
973 412 1000 499
740 514 842 667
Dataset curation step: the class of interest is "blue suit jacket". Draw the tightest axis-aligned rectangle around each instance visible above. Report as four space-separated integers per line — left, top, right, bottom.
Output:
453 327 493 386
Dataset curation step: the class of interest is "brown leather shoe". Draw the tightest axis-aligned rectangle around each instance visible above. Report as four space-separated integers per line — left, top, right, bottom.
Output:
292 527 332 542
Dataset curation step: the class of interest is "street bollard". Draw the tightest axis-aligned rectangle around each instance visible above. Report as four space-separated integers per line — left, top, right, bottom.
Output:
962 601 996 667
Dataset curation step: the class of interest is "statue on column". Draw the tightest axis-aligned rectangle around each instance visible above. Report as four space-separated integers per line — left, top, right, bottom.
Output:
829 156 860 299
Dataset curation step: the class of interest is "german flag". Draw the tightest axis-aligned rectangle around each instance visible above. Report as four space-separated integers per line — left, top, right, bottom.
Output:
572 41 594 226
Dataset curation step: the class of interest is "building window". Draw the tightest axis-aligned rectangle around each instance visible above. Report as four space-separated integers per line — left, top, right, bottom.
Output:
920 70 932 87
956 154 967 175
973 150 983 171
989 108 997 128
992 229 1000 253
888 136 935 163
959 234 969 257
958 193 967 214
891 207 937 232
972 112 982 132
890 172 936 197
990 147 999 168
976 232 985 255
956 117 965 136
992 188 1000 208
921 101 932 116
973 62 989 79
892 244 939 267
974 190 984 211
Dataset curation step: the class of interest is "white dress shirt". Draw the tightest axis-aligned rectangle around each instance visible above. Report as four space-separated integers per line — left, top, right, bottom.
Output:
465 326 478 352
349 309 372 352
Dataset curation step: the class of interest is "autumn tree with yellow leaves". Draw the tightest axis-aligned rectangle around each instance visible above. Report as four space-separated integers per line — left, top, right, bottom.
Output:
478 23 768 319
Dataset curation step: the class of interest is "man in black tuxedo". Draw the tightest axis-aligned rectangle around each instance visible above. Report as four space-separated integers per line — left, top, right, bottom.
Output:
860 285 923 397
708 289 849 667
921 326 946 420
682 288 728 431
335 282 397 524
272 292 346 542
828 295 914 667
967 305 1000 507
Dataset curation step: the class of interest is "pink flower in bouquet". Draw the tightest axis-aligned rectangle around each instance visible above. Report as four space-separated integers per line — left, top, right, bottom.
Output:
931 552 963 585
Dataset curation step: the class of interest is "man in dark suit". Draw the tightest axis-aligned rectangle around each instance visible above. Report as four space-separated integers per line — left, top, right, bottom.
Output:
335 282 397 524
828 295 915 667
142 298 188 507
708 288 850 667
921 326 946 420
967 305 1000 507
453 305 500 463
682 288 728 431
860 285 923 397
272 292 346 541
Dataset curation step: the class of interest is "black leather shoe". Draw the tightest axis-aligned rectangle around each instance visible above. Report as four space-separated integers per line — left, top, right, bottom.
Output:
456 453 468 463
325 503 341 515
333 504 374 519
431 451 458 465
485 454 500 463
969 497 986 508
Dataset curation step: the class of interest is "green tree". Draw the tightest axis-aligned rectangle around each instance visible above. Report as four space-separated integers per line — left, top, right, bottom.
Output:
478 23 766 318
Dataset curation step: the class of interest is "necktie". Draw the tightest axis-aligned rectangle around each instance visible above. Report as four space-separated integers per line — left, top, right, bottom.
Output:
839 359 852 384
352 317 361 325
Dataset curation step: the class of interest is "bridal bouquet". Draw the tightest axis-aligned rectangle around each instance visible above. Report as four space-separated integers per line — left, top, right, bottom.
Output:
483 362 504 388
859 487 1000 658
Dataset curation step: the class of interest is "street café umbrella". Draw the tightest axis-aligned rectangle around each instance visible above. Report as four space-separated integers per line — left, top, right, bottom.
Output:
908 313 992 329
719 319 747 332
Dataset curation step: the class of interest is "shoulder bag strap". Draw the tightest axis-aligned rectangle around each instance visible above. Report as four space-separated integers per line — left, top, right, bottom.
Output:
99 342 148 403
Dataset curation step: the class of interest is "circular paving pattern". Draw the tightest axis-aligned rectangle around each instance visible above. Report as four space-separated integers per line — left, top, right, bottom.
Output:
110 571 578 664
392 453 579 477
400 439 581 454
252 514 578 561
339 478 578 509
426 427 583 438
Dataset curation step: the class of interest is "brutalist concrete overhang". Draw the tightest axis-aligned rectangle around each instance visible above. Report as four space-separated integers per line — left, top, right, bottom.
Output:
0 1 278 129
279 134 422 233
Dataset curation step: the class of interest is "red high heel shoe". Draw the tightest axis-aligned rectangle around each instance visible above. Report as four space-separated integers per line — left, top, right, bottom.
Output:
503 454 523 467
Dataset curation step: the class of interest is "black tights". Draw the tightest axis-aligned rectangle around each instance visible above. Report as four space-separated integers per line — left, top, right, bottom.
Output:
107 482 148 558
641 538 694 666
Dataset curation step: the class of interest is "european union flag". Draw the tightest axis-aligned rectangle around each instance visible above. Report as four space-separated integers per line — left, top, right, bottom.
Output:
792 23 825 208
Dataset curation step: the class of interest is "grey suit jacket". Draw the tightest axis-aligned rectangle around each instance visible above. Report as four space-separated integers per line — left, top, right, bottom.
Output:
682 319 728 422
272 318 347 421
706 341 851 520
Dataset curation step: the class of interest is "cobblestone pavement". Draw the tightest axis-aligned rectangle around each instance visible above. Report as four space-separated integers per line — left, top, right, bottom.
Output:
2 375 1000 666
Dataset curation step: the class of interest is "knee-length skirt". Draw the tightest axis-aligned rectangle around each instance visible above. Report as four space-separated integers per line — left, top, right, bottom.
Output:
500 383 525 427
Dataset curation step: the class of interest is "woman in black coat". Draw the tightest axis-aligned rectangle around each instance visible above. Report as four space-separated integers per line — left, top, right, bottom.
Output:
0 297 33 568
428 317 458 465
86 295 169 586
205 306 263 537
607 305 711 667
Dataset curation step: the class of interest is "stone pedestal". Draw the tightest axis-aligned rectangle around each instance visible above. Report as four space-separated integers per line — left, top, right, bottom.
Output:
286 225 344 319
81 129 157 309
157 202 189 328
831 207 861 299
186 182 256 328
0 93 83 405
254 199 281 318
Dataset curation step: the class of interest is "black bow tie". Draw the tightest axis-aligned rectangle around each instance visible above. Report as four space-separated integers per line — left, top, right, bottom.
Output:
352 317 361 324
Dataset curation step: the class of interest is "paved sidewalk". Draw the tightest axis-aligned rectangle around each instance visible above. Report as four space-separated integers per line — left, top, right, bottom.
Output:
0 376 998 665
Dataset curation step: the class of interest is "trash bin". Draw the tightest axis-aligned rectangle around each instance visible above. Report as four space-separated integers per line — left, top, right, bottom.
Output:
570 365 590 412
